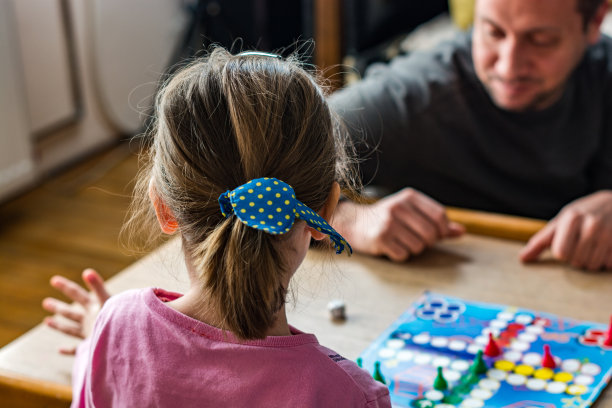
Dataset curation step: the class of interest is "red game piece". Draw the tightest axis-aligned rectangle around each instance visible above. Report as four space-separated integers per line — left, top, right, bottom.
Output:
604 315 612 347
484 332 501 357
542 344 556 368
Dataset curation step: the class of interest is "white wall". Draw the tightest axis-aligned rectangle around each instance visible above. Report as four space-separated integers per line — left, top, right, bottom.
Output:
0 0 35 199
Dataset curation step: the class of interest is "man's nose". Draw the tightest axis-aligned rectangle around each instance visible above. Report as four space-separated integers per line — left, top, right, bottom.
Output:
496 38 527 78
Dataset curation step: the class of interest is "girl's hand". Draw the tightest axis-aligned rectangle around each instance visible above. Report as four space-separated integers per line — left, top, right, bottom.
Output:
42 268 111 354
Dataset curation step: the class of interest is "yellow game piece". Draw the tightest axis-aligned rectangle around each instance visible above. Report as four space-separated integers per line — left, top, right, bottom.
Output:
514 364 535 376
567 384 588 395
494 360 515 371
554 372 573 383
533 368 554 380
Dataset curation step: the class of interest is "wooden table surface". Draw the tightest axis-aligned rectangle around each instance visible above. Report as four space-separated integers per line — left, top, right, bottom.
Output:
1 232 611 406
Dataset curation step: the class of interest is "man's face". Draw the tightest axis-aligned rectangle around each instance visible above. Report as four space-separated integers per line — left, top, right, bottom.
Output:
472 0 602 112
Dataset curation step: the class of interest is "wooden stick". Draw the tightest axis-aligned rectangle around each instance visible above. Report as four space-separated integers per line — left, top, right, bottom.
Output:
446 207 547 242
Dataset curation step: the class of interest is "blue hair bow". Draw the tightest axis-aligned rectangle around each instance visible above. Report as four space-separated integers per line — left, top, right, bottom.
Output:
218 177 352 255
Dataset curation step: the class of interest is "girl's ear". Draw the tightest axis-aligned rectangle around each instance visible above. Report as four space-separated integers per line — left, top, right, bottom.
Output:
148 179 178 234
310 181 340 241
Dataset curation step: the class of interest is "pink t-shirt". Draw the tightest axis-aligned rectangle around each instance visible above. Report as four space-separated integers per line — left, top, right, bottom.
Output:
71 288 390 407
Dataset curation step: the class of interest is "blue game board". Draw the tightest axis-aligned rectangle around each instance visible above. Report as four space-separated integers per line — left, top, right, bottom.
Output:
359 292 612 408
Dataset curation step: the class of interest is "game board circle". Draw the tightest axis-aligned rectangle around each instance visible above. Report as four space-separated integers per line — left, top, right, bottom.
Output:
470 388 493 400
506 373 527 386
525 325 544 335
424 390 444 401
533 368 554 380
586 328 605 337
474 336 489 346
494 360 515 371
386 339 405 349
397 332 413 340
478 378 501 390
515 314 534 325
425 298 447 309
414 353 432 365
451 360 470 372
432 356 451 368
449 340 467 352
503 350 523 362
396 350 414 361
435 311 458 323
525 378 547 391
581 363 601 376
497 311 515 321
510 340 530 352
431 337 449 348
467 344 483 354
460 398 484 408
560 359 581 372
553 372 573 383
433 404 455 408
489 319 508 330
443 369 461 382
522 352 542 366
517 332 537 343
446 302 466 313
413 333 431 345
417 308 437 320
487 368 508 381
481 328 501 337
574 374 594 386
514 364 535 376
567 384 588 396
378 348 396 358
545 381 567 394
579 335 600 346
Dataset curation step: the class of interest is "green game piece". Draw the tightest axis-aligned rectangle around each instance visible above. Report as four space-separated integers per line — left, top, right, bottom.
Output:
460 370 480 386
452 382 471 395
412 399 435 408
433 366 448 391
470 350 488 375
443 393 463 405
372 361 386 384
356 357 363 368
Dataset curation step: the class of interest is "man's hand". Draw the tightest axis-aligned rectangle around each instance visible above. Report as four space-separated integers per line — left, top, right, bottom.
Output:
332 188 465 262
42 268 111 354
520 190 612 270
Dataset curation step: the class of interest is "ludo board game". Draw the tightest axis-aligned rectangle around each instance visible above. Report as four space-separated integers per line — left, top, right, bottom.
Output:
358 292 612 408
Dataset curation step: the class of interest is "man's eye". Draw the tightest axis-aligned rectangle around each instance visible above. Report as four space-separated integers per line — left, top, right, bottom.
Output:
486 28 504 39
531 34 560 47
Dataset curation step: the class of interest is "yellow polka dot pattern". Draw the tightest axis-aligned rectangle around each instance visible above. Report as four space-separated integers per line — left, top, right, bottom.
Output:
218 177 352 254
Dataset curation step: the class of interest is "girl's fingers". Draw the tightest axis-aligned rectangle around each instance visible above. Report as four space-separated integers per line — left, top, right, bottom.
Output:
44 316 84 339
82 269 111 303
42 298 84 323
49 276 90 306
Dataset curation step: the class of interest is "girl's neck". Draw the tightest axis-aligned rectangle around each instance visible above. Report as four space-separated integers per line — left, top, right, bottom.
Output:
166 287 292 337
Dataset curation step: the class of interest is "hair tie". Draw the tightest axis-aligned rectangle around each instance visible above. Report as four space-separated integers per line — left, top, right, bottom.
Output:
218 177 352 255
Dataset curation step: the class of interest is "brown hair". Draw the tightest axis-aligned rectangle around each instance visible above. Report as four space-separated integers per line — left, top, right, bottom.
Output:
577 0 606 28
126 48 356 340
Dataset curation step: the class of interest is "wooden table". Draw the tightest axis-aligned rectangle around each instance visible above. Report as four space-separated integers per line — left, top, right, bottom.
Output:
1 233 611 407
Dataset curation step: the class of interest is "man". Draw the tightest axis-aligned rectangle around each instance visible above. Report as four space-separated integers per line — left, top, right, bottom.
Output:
330 0 612 270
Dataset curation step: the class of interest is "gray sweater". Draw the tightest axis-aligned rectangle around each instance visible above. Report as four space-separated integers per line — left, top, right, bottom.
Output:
330 33 612 219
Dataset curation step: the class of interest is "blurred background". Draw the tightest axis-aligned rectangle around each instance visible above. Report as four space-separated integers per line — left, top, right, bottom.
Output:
1 0 470 350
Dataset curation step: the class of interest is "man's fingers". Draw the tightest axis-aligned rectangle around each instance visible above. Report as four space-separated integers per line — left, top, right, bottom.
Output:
58 346 78 355
395 203 438 247
42 298 84 323
410 192 452 238
381 239 411 262
44 317 84 339
447 222 466 238
585 241 607 271
82 269 111 303
551 214 581 262
49 275 90 306
519 224 555 262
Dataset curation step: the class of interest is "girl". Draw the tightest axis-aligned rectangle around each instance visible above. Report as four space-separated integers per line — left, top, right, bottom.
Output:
43 49 391 407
